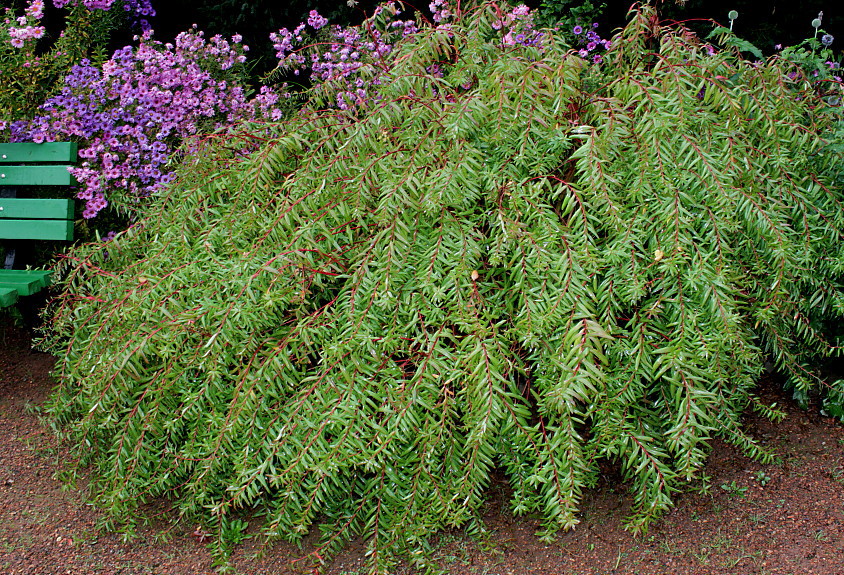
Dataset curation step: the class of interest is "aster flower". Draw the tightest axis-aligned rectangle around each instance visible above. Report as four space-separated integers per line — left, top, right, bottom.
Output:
822 34 834 47
307 10 328 30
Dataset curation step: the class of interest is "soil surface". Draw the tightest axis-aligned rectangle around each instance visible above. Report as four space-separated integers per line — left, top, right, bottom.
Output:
2 323 844 575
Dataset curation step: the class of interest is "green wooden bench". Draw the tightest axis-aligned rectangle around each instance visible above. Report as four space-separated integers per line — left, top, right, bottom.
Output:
0 142 77 308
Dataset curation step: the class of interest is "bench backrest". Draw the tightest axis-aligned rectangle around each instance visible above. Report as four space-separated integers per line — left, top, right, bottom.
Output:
0 142 78 165
0 198 75 240
0 142 78 242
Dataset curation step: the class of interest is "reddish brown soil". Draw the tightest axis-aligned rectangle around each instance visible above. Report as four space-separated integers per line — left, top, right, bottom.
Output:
2 323 844 575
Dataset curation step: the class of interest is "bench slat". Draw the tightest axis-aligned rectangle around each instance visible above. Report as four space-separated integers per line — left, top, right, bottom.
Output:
0 142 78 163
0 270 52 296
0 219 74 240
0 287 19 307
0 198 74 220
0 165 76 186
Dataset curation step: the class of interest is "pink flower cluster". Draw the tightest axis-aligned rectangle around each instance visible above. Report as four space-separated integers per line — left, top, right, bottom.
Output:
8 23 46 48
429 0 452 24
19 28 281 218
494 4 543 48
5 0 46 48
26 0 45 18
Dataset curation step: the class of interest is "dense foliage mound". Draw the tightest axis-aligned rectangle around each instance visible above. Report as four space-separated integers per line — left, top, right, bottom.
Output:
44 3 844 571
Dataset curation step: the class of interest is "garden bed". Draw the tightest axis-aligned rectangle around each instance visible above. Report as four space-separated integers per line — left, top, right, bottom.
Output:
1 323 843 575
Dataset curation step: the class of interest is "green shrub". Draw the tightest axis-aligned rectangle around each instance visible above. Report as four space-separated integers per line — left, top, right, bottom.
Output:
42 3 844 571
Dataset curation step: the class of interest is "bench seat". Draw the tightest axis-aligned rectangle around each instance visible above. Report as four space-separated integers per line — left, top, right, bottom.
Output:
0 269 52 295
0 286 19 307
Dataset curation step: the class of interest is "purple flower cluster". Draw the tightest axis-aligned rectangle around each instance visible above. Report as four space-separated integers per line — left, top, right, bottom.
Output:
307 9 328 30
270 1 552 111
826 60 842 82
271 2 418 110
253 85 287 121
121 0 155 32
572 23 610 64
51 0 155 31
18 28 281 218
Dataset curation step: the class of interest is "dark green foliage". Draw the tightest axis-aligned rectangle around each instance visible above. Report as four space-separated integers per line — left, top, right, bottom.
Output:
42 4 844 572
656 0 844 57
534 0 605 30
